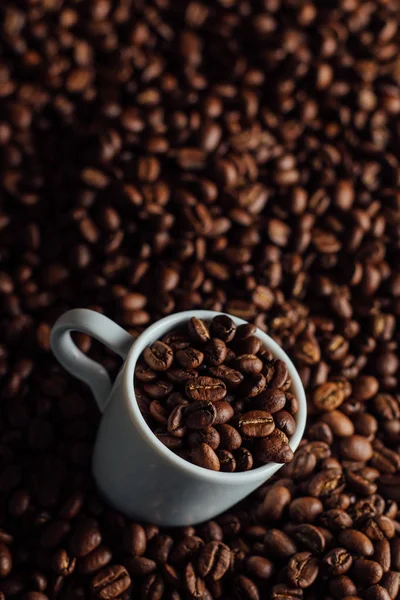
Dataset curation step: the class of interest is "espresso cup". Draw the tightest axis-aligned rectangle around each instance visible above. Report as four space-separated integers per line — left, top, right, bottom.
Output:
51 308 307 526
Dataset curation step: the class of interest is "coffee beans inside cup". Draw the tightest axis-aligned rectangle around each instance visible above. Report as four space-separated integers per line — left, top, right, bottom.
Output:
134 315 298 471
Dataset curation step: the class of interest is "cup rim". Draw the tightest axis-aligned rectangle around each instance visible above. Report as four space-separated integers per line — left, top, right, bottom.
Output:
121 310 307 484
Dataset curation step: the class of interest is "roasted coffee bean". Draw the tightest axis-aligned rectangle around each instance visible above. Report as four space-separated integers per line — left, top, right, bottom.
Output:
209 366 243 389
198 541 231 581
90 565 131 599
372 539 391 573
216 450 236 472
52 548 76 576
287 552 319 588
264 530 297 559
255 431 294 464
185 563 205 599
339 436 373 462
320 509 353 532
292 525 326 554
123 524 147 557
235 355 263 375
329 576 357 599
141 573 164 600
210 316 236 343
0 544 12 578
338 530 374 557
167 370 198 384
188 318 210 344
274 411 296 437
185 377 227 402
352 558 383 586
69 519 102 558
187 428 220 451
308 469 345 498
240 373 266 398
238 411 275 438
381 571 400 599
145 381 174 400
79 546 112 575
191 444 220 471
323 548 353 576
289 497 323 523
233 575 260 600
255 389 286 414
245 556 273 580
167 404 187 438
312 382 345 412
204 339 228 366
214 401 234 425
176 348 204 370
144 342 174 371
185 401 217 429
321 411 355 437
235 448 254 472
217 425 242 452
257 485 291 522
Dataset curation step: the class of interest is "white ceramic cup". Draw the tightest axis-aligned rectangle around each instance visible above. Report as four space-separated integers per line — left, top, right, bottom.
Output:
50 308 307 526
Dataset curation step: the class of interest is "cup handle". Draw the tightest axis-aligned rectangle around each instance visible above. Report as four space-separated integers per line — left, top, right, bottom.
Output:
50 308 134 413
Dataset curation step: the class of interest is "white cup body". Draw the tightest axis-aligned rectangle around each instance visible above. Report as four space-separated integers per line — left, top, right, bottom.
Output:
92 310 307 526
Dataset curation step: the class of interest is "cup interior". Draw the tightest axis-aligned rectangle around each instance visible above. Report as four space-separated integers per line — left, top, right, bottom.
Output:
121 310 307 483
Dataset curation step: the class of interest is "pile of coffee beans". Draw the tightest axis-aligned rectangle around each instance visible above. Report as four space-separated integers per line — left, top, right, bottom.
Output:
135 315 298 471
1 0 400 598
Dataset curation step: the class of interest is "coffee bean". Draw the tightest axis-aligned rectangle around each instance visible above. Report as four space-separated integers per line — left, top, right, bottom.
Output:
312 382 345 412
204 339 228 366
255 389 286 414
238 411 275 438
144 342 174 371
210 316 236 342
188 318 210 344
338 529 374 557
372 539 391 573
123 523 147 557
307 469 345 498
264 530 297 559
91 565 131 599
191 444 220 471
289 497 323 523
381 571 400 599
52 548 76 576
216 450 236 472
198 541 230 581
274 411 296 437
187 428 220 451
255 431 294 464
235 448 254 471
209 366 243 388
329 576 357 599
257 485 291 522
185 377 227 402
217 425 242 452
166 369 198 384
214 401 234 425
233 575 260 600
185 562 205 598
167 404 187 437
352 558 383 586
124 557 157 577
339 436 373 461
235 355 263 375
287 552 319 588
176 348 204 370
292 525 326 554
78 546 112 575
185 401 217 429
240 373 266 398
70 519 102 558
321 411 355 437
323 548 353 576
141 573 165 600
0 544 12 578
271 584 303 600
